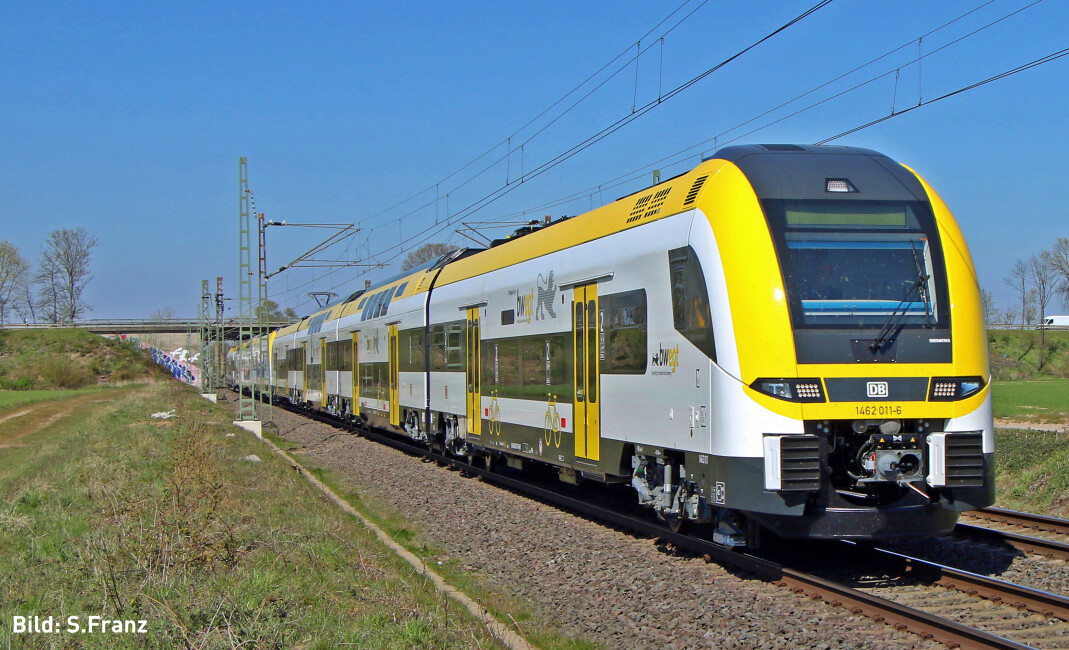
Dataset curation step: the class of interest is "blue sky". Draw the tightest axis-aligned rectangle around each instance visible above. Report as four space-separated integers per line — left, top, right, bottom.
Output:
2 0 1067 320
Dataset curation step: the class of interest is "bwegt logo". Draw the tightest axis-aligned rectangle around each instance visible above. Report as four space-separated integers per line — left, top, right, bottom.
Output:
651 344 679 373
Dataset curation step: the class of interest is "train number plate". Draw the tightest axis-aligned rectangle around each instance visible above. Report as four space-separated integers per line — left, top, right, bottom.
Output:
855 403 903 417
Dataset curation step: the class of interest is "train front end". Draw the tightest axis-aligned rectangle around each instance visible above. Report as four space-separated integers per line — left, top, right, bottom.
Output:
698 144 994 540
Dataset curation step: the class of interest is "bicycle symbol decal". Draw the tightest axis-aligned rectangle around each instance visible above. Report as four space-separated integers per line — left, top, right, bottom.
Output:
543 393 561 448
489 390 502 436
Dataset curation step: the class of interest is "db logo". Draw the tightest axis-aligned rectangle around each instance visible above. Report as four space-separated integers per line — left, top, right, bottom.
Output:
866 381 889 398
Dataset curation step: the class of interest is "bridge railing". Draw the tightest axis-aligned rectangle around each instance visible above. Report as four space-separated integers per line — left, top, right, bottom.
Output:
0 318 298 331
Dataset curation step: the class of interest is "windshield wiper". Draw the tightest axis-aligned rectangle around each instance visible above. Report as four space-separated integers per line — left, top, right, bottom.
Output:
869 240 931 353
909 239 932 329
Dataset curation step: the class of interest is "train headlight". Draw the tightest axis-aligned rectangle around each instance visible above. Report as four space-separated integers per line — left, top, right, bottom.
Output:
927 376 985 402
751 378 826 403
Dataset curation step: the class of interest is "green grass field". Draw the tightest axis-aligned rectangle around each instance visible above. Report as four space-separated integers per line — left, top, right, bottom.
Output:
0 383 503 649
994 427 1069 517
990 376 1069 517
0 388 100 412
991 378 1069 422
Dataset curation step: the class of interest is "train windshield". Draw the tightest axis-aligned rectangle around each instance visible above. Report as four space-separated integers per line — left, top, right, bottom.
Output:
763 200 949 329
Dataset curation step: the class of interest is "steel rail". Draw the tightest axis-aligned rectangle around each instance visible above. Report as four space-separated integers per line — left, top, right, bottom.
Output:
956 522 1069 561
860 543 1069 621
250 394 1032 650
971 507 1069 536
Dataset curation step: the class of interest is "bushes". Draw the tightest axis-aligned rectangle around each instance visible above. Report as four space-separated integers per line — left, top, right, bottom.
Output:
0 329 155 390
38 357 95 389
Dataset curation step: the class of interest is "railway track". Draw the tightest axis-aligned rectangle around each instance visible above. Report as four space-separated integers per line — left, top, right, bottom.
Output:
957 509 1069 561
245 393 1068 649
827 543 1069 648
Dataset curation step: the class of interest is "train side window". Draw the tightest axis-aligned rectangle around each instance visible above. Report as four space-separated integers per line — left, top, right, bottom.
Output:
575 302 585 400
399 328 425 372
429 321 466 371
602 289 647 374
548 333 571 395
521 337 544 392
430 325 446 370
668 246 717 362
497 339 520 396
445 323 464 370
339 339 352 371
587 299 597 403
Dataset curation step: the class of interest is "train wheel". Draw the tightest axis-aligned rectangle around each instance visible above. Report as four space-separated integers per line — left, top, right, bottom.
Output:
658 511 685 534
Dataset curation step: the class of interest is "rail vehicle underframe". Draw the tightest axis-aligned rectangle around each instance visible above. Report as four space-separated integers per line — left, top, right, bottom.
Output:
627 425 993 546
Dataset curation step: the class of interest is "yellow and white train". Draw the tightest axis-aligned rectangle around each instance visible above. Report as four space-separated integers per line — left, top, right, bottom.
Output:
229 144 994 545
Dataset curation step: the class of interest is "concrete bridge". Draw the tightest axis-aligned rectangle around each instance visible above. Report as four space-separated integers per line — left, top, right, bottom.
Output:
1 318 297 354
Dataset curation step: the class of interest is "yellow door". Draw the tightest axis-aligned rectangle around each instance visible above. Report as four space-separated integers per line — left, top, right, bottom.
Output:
352 332 360 417
573 286 600 461
301 342 308 398
320 338 328 408
277 348 287 391
465 307 481 436
388 325 399 426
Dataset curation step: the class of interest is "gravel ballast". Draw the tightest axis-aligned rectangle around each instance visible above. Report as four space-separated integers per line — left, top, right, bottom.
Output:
235 401 946 649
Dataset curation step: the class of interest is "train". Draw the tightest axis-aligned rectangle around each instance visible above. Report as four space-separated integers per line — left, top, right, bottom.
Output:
227 144 994 546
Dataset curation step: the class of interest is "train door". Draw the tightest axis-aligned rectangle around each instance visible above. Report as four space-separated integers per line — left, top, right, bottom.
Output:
465 307 481 437
388 324 399 426
301 342 308 398
280 346 288 391
352 332 360 417
573 285 600 462
320 338 328 408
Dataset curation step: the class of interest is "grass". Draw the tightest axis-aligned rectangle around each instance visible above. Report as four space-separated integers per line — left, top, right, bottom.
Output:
0 388 101 413
268 431 594 650
0 328 162 390
991 378 1069 422
0 382 503 649
994 427 1069 518
988 328 1069 380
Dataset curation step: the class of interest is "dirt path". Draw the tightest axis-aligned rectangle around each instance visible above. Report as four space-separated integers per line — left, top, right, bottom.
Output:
995 418 1069 433
0 393 118 448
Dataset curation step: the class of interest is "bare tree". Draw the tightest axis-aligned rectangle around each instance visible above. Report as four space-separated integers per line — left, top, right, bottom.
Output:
40 228 98 322
17 283 38 324
1005 258 1031 329
144 308 178 348
1048 236 1069 308
1031 252 1060 370
35 253 62 324
980 288 999 327
400 243 458 271
149 308 177 321
0 241 30 324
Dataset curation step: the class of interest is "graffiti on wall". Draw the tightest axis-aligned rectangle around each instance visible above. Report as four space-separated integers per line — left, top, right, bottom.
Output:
142 343 201 387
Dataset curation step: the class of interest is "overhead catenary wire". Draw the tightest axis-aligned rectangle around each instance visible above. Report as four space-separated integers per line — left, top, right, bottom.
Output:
279 1 717 312
286 1 1055 313
349 1 837 265
282 1 834 310
457 0 1042 230
815 45 1069 145
353 0 710 235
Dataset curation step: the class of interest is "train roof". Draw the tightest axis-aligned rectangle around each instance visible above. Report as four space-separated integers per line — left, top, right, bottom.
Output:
433 157 718 287
281 145 917 315
709 144 927 203
432 144 920 287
